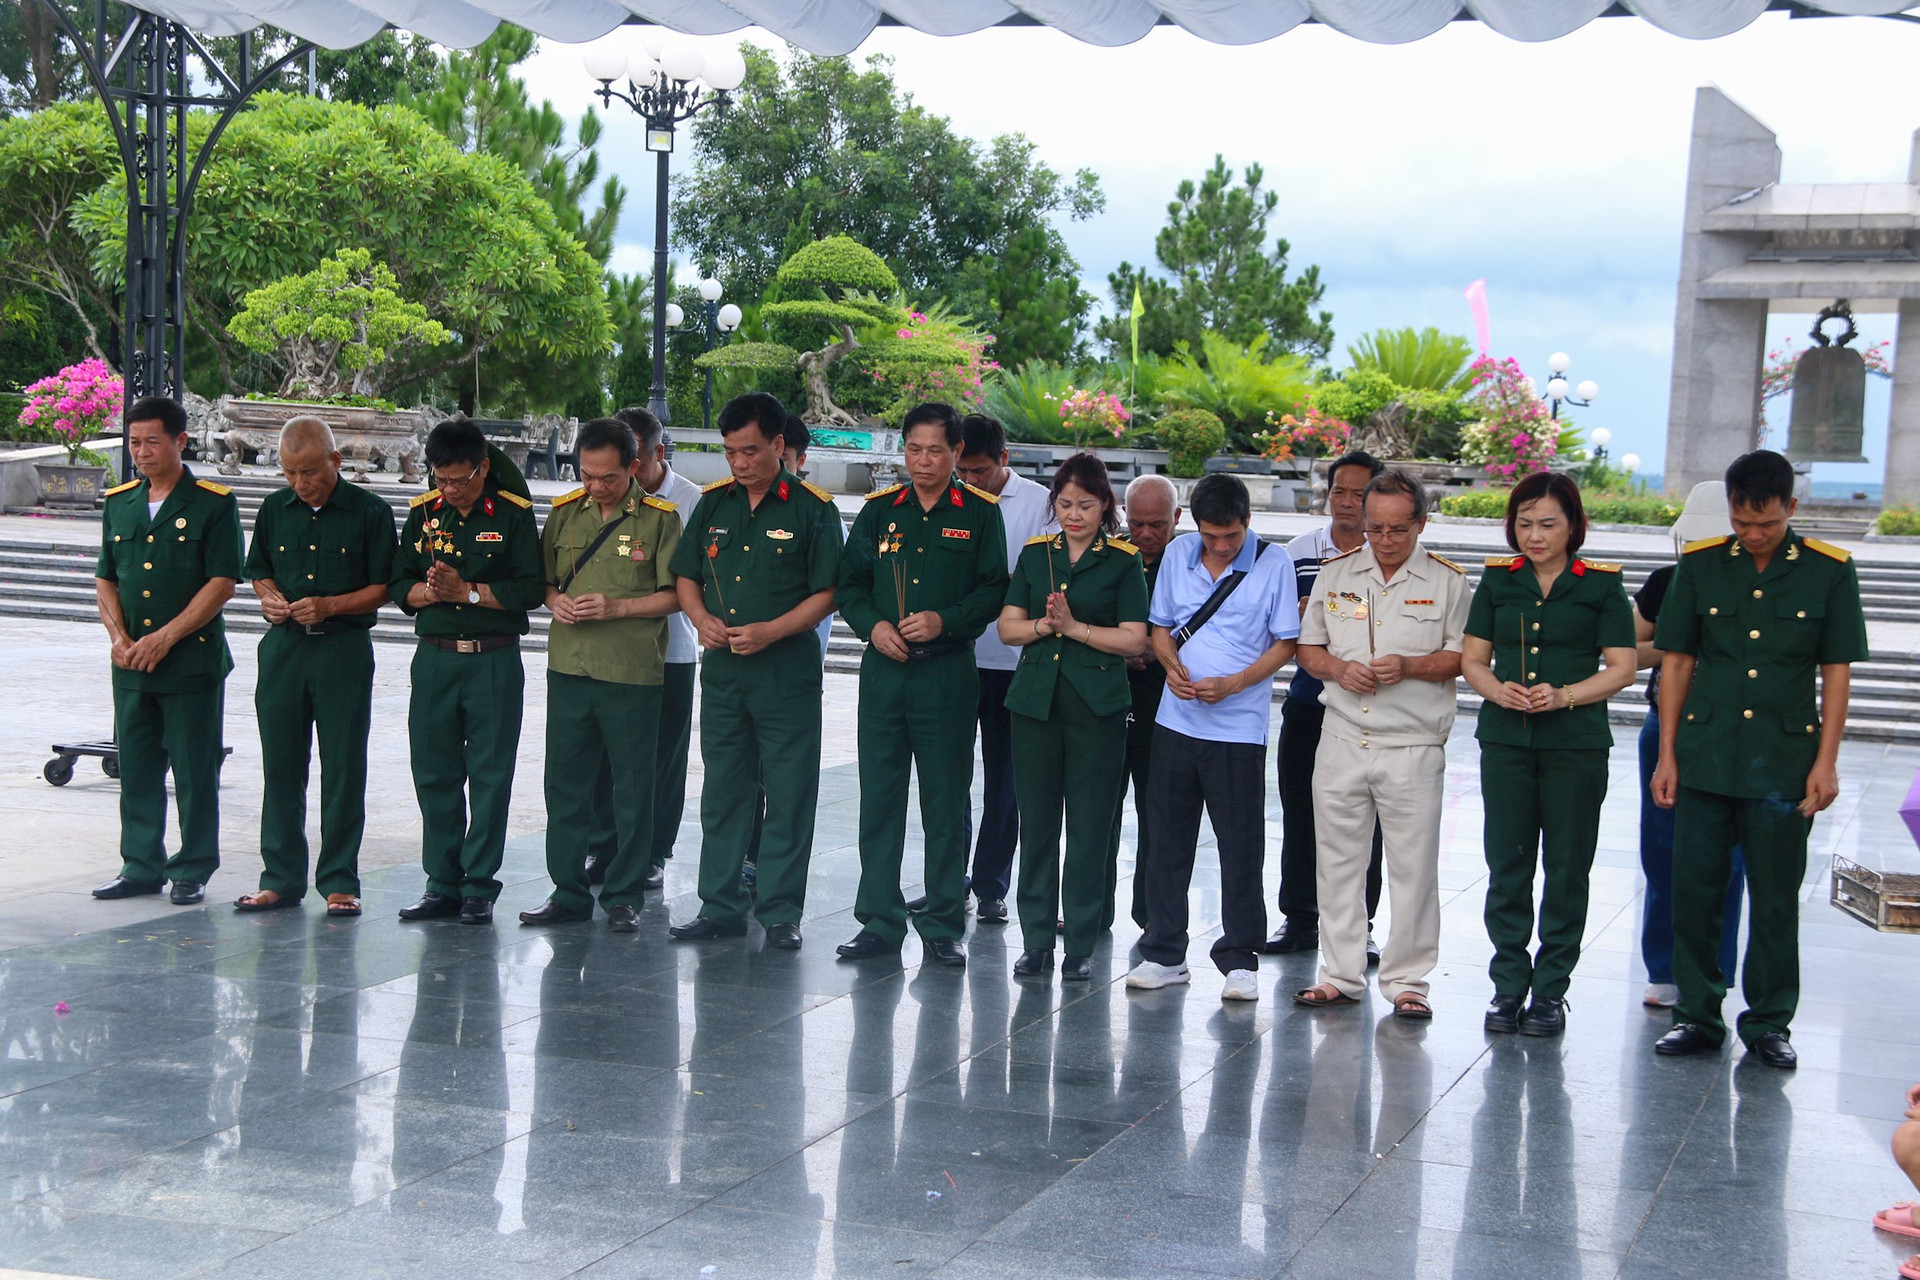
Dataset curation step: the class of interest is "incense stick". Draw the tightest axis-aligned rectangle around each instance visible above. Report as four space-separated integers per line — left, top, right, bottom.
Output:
1520 610 1530 723
1365 590 1375 660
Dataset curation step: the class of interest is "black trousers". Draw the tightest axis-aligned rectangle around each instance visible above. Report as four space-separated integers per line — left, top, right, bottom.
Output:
1276 697 1382 927
967 666 1020 900
1138 725 1269 975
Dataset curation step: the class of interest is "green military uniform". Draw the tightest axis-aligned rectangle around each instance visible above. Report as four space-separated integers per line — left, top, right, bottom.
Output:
96 467 244 886
540 480 682 915
1654 530 1868 1046
244 478 397 901
1467 554 1636 1001
1105 551 1166 932
390 484 544 903
838 479 1009 946
1004 531 1151 957
667 469 844 930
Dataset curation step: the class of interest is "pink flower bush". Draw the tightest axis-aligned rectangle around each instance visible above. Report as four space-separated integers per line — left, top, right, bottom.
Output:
20 358 124 463
1053 387 1130 450
1261 406 1351 463
1457 355 1557 481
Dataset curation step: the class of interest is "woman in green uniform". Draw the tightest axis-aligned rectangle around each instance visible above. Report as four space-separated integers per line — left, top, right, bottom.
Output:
999 454 1150 982
1461 471 1637 1037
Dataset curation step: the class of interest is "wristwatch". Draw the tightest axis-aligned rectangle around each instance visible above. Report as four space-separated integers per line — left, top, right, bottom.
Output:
467 587 481 605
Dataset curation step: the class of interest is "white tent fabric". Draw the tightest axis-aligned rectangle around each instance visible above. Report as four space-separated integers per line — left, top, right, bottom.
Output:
133 0 1920 55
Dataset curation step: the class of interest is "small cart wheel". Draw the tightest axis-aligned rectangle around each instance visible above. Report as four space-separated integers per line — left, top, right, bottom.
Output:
44 757 75 787
101 754 120 780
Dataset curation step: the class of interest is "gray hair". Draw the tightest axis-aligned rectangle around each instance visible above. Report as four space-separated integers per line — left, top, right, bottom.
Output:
279 415 336 455
1364 468 1428 523
1125 474 1177 507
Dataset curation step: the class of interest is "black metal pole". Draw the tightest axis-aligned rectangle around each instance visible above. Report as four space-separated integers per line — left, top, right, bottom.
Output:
648 145 671 425
702 299 716 433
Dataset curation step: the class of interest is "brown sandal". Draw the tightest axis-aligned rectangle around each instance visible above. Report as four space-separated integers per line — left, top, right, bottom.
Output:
1293 982 1358 1008
234 889 294 912
1393 992 1433 1020
325 894 362 918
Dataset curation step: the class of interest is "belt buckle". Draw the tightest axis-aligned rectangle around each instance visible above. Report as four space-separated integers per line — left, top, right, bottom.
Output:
302 623 324 636
456 639 480 654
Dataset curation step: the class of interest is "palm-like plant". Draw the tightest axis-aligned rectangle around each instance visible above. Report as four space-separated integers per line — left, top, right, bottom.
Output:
1156 331 1311 450
1347 326 1473 394
984 359 1079 442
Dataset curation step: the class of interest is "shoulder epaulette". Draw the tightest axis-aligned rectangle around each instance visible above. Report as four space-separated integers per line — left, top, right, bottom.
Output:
1804 537 1850 563
195 478 232 496
1683 536 1729 554
1428 552 1467 575
1483 554 1519 568
551 487 586 508
1026 534 1054 546
961 481 1000 505
865 483 906 501
702 477 735 493
1106 537 1139 556
802 479 834 503
1581 559 1622 573
498 490 533 509
104 479 140 497
1323 544 1363 563
642 494 678 513
409 489 440 509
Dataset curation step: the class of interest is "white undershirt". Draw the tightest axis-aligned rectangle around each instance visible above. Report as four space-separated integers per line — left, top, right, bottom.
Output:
148 501 162 520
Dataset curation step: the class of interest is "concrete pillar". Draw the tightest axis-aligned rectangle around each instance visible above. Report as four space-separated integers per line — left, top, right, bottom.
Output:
1663 88 1782 495
1885 299 1920 507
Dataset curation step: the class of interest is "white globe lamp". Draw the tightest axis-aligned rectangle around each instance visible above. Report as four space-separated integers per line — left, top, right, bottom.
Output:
1547 351 1572 375
702 47 747 92
716 303 743 332
698 276 723 302
663 302 684 328
1576 379 1599 403
1590 427 1612 448
582 46 629 83
660 41 705 83
1621 453 1641 473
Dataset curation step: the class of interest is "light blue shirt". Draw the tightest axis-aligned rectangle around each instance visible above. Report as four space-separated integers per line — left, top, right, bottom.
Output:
1149 531 1299 746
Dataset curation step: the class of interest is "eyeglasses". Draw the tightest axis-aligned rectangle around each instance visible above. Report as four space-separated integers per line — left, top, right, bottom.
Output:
1364 524 1416 539
432 465 481 490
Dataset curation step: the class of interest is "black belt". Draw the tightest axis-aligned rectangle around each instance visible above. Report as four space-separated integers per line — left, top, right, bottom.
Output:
905 639 969 661
422 635 519 654
280 618 360 636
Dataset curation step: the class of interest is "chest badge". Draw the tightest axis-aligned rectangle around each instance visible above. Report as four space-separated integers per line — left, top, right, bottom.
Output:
631 547 647 561
475 531 504 543
941 527 971 540
174 517 187 529
767 528 794 540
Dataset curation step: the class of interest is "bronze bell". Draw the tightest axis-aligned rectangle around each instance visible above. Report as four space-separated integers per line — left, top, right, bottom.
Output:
1785 302 1868 463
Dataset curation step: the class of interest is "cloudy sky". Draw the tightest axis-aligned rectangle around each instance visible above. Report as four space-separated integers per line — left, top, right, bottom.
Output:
524 12 1920 488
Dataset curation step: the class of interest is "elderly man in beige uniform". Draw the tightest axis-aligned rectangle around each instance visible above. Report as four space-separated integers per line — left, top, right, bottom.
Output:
1293 469 1469 1018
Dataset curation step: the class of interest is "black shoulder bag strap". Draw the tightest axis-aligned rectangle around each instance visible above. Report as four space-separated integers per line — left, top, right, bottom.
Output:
1171 538 1269 647
557 511 629 594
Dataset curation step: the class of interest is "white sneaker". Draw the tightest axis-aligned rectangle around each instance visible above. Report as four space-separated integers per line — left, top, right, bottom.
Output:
1643 983 1680 1008
1125 960 1190 990
1221 969 1260 1002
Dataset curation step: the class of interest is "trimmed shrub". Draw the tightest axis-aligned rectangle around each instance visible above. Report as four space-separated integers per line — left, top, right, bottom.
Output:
1155 408 1226 478
1876 504 1920 536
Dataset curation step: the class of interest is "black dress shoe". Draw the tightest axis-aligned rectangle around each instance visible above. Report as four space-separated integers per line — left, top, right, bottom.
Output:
519 900 590 926
924 938 966 969
1365 929 1381 967
399 891 461 921
904 893 929 914
836 929 902 960
584 855 608 885
606 904 639 933
1484 994 1524 1034
1061 955 1093 982
1519 996 1568 1037
92 876 164 900
669 916 748 941
641 864 665 891
766 922 803 950
1261 918 1318 954
458 897 493 925
1654 1022 1722 1057
976 897 1008 922
1012 948 1054 977
169 881 205 906
1745 1031 1797 1069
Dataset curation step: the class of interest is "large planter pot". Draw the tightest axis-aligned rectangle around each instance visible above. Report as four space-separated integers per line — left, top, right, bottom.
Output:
210 397 426 482
33 460 110 508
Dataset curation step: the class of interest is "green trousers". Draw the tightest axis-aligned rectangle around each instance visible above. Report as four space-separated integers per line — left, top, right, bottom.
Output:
1480 742 1607 1000
407 642 524 902
1103 693 1156 932
694 677 820 928
852 650 978 945
1010 680 1128 956
649 661 695 867
254 627 373 900
545 671 661 914
113 678 224 885
1672 785 1811 1046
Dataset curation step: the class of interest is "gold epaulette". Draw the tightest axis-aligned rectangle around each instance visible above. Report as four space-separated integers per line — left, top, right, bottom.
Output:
642 494 678 513
961 481 1000 504
409 489 440 509
1323 544 1363 563
195 478 232 496
1804 537 1851 563
865 483 905 501
1483 554 1522 568
1581 559 1622 573
499 490 533 509
551 487 586 508
1683 535 1729 554
1429 552 1466 575
802 479 834 503
702 477 735 493
1106 537 1140 556
104 479 140 497
1026 533 1055 546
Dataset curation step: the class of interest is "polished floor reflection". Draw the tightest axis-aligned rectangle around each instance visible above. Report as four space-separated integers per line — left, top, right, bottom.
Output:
4 727 1919 1279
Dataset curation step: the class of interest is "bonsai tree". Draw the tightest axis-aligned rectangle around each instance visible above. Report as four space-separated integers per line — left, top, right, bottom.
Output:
697 235 900 425
228 247 450 402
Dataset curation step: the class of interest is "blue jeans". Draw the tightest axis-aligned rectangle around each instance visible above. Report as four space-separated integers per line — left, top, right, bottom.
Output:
1638 710 1744 984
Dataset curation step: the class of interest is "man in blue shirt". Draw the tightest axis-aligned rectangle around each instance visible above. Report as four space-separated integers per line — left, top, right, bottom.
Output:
1126 474 1298 1002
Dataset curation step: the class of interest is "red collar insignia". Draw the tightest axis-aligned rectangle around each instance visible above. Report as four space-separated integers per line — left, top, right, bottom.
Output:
1508 556 1526 572
950 486 964 507
893 487 910 506
484 497 495 517
432 497 444 512
777 480 790 502
1570 558 1586 576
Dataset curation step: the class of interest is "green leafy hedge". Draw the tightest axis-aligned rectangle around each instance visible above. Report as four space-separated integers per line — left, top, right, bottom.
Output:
1155 408 1226 478
1876 504 1920 536
1436 490 1506 519
0 392 29 442
1439 488 1682 526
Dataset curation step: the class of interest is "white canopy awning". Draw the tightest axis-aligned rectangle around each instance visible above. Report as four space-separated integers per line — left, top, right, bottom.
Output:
129 0 1920 56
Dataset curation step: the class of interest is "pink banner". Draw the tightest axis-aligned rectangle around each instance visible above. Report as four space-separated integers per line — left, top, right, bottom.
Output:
1463 278 1491 354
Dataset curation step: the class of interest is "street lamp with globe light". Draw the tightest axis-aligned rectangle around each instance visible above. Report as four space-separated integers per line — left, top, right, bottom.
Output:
581 36 747 425
1541 350 1599 420
662 275 741 431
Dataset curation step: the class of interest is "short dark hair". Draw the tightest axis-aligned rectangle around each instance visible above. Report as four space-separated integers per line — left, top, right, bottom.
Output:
902 402 963 447
127 396 187 438
782 412 811 461
577 417 637 468
1049 452 1120 534
1725 450 1795 512
1189 472 1251 528
424 417 487 469
716 392 786 444
959 413 1007 460
614 405 663 456
1364 468 1428 523
1503 471 1587 556
1325 449 1385 488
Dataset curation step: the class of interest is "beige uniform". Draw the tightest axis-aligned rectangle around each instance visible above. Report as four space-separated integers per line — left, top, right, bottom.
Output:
1298 542 1470 1000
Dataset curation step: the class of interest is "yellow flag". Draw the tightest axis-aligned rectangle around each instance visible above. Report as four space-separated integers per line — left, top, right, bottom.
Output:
1129 283 1145 366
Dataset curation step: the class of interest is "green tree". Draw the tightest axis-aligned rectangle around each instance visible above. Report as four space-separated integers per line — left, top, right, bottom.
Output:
1347 326 1473 393
1155 332 1313 450
674 48 1102 334
228 247 450 400
1310 367 1473 461
0 99 117 360
0 0 88 118
974 224 1086 368
1098 156 1332 363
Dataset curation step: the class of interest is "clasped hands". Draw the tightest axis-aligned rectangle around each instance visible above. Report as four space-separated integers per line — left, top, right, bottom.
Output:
1487 680 1564 713
551 592 618 624
425 560 474 604
695 615 776 656
110 628 173 672
255 581 334 627
1336 655 1409 694
871 610 943 662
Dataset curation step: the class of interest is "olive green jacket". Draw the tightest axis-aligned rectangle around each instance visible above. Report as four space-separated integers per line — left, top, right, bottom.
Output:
1004 532 1151 720
96 466 244 692
1466 555 1636 750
